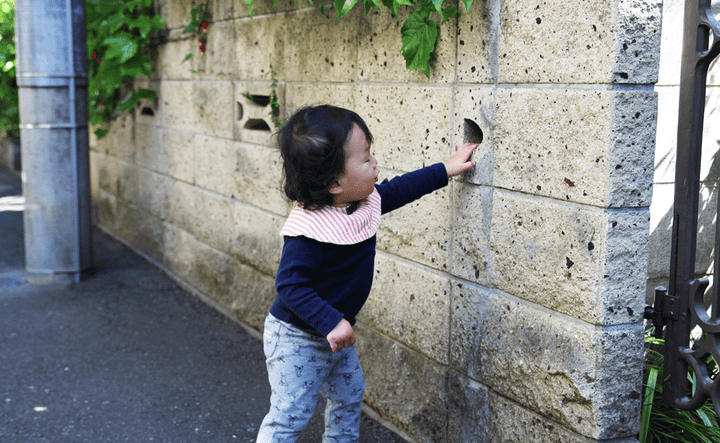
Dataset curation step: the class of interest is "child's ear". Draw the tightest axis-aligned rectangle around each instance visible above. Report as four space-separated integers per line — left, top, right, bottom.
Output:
329 181 343 195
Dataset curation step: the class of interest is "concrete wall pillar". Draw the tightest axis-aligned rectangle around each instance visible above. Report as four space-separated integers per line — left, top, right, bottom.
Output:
14 0 91 284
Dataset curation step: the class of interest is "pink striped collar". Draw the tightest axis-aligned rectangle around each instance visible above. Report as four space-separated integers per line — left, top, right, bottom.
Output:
280 189 382 245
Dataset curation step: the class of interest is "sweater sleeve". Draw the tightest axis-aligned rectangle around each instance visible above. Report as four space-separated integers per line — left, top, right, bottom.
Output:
274 236 345 336
376 162 449 214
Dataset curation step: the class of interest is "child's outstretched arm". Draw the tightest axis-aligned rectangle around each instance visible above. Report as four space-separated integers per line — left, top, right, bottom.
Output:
444 143 479 177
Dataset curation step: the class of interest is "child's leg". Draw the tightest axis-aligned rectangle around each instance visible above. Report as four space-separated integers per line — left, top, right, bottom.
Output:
320 346 365 443
256 315 333 443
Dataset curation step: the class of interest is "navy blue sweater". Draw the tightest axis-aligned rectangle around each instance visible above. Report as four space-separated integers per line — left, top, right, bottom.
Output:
270 163 449 336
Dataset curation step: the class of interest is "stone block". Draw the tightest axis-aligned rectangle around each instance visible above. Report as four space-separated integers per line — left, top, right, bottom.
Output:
203 20 238 81
449 281 489 381
135 167 172 222
155 0 195 33
498 0 661 84
134 124 170 176
355 85 453 172
230 262 277 330
230 201 285 276
451 182 492 285
195 136 288 216
115 203 167 264
456 0 494 83
452 87 495 186
94 114 136 162
159 80 234 139
354 324 448 443
447 371 490 443
284 83 355 114
358 252 451 364
96 188 117 231
488 191 648 325
377 170 451 270
357 6 455 83
489 393 600 443
96 156 139 204
156 37 196 81
493 88 656 208
282 8 359 82
162 129 198 184
471 289 643 439
188 240 237 306
233 81 285 146
233 14 286 81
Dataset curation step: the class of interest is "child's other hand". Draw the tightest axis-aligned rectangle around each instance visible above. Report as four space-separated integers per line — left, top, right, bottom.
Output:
327 318 355 352
444 143 479 177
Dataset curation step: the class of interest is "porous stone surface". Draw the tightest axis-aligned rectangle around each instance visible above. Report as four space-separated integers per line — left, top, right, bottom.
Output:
493 88 657 208
453 87 495 186
355 324 448 443
451 182 492 285
497 0 661 84
355 85 452 172
456 0 494 83
453 282 644 439
358 253 451 364
447 371 491 443
489 190 649 325
377 169 451 270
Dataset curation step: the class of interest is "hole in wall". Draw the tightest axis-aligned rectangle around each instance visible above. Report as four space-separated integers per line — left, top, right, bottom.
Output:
463 119 483 144
244 119 271 131
141 107 155 116
238 102 244 121
245 94 271 107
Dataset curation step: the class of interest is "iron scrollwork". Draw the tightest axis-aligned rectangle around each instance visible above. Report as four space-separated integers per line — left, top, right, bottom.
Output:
645 0 720 416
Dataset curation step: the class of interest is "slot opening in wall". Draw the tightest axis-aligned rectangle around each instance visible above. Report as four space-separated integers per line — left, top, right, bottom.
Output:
245 94 271 107
141 107 155 116
244 119 271 131
463 119 483 144
238 102 244 121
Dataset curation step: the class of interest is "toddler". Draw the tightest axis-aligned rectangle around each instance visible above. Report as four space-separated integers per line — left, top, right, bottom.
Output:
256 105 477 443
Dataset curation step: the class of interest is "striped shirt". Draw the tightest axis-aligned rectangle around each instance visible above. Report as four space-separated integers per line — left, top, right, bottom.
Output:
279 189 382 245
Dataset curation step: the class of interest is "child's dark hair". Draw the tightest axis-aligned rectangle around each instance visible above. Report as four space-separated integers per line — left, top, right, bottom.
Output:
278 105 373 211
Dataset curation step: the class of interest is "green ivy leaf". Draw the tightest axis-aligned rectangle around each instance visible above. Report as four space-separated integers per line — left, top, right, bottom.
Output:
334 0 358 19
129 15 152 38
460 0 473 13
400 10 438 77
441 5 458 22
360 0 382 14
431 0 443 12
103 34 138 63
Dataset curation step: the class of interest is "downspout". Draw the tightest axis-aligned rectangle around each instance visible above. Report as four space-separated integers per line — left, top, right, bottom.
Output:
14 0 92 284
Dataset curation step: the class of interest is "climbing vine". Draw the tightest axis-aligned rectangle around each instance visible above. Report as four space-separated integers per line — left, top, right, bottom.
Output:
182 1 212 73
244 0 473 77
0 0 18 139
86 0 164 138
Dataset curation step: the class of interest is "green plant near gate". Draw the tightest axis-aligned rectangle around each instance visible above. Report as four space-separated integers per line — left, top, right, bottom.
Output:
640 328 720 443
0 0 18 140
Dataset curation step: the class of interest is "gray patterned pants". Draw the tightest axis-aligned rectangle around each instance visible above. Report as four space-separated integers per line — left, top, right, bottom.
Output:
256 315 365 443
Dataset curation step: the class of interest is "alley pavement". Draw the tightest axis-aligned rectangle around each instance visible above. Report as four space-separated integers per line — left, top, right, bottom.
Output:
0 165 407 443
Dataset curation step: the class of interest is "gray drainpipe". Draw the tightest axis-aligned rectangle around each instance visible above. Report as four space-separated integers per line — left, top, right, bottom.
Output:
14 0 92 284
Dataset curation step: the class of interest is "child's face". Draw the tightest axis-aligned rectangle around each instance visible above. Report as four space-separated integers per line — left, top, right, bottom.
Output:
331 124 378 207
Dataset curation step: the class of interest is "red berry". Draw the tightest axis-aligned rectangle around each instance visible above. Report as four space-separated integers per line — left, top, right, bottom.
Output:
92 51 97 59
99 101 104 106
200 45 206 53
201 22 208 30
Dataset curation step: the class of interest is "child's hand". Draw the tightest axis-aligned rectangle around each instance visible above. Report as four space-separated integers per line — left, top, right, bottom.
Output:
327 318 355 352
444 143 479 177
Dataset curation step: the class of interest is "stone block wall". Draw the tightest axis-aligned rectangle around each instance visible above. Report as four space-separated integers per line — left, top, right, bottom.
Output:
90 0 662 441
647 0 720 303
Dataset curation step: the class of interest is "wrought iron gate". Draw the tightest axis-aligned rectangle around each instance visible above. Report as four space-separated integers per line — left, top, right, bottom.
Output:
645 0 720 416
